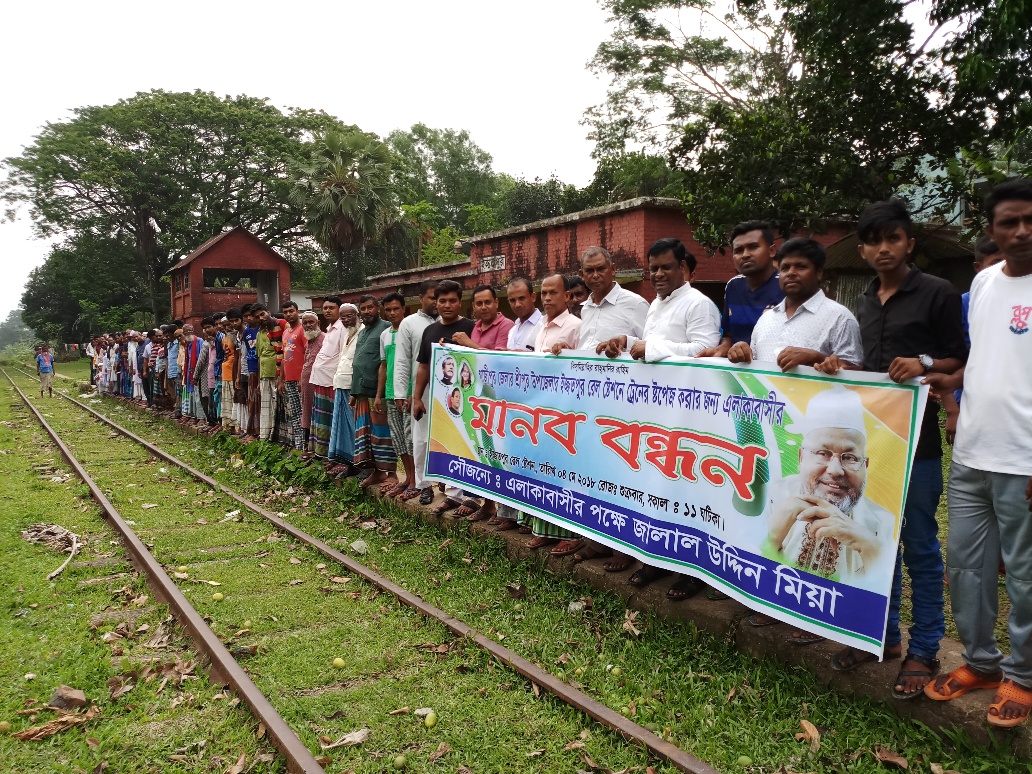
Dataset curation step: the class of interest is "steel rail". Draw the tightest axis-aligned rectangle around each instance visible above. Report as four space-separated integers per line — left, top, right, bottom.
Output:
3 369 328 774
11 368 720 774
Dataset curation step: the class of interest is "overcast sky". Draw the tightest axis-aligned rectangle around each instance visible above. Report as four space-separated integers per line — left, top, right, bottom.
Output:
0 0 614 320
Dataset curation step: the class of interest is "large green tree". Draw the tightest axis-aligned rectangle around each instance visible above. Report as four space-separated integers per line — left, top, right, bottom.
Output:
3 90 348 322
587 0 1031 247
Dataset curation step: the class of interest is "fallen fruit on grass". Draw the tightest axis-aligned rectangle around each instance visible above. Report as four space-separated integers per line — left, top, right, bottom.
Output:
574 667 584 676
611 667 623 677
332 658 346 669
177 566 188 573
424 711 437 728
737 756 753 767
0 721 11 733
620 706 630 716
212 593 224 602
242 620 253 629
393 754 408 769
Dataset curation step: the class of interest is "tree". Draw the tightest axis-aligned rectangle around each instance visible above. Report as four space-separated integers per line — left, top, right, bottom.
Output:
3 90 348 322
586 0 1030 247
0 309 33 349
387 124 499 229
497 175 587 227
289 130 402 288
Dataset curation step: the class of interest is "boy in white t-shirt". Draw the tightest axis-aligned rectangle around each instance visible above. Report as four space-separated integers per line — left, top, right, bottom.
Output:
923 177 1032 727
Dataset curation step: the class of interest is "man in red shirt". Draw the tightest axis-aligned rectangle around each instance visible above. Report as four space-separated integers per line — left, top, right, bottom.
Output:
279 301 307 450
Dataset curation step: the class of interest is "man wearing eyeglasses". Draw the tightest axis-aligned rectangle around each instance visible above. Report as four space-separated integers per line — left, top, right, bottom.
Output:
766 387 895 586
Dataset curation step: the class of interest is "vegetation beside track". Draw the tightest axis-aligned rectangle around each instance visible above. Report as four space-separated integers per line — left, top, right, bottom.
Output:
13 371 1027 774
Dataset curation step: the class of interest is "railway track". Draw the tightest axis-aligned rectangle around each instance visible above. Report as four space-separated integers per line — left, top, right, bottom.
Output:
4 367 717 774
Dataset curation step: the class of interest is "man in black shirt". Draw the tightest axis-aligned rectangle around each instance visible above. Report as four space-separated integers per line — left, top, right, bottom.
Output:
819 200 966 698
412 279 477 517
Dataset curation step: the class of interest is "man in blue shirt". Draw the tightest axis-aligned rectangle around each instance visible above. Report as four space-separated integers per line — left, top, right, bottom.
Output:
36 343 55 398
699 220 784 358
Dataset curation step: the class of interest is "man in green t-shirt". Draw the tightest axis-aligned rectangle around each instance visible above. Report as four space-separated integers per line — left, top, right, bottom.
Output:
375 293 419 499
350 295 396 489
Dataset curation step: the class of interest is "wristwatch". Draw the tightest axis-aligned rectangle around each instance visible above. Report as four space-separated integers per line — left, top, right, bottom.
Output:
918 354 933 372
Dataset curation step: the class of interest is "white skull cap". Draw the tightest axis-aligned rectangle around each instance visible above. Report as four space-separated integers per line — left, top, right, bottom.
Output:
803 386 866 438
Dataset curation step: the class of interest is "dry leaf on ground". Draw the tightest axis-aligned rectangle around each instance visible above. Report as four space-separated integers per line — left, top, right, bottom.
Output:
622 610 643 636
319 728 370 750
225 752 247 774
795 718 821 753
13 705 100 740
873 745 908 769
429 742 451 762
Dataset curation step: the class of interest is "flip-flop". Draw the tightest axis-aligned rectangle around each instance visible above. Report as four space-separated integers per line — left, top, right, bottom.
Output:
396 488 422 502
454 499 482 518
706 588 729 601
603 555 634 573
572 546 611 563
924 663 1003 701
527 536 558 549
550 540 585 557
987 679 1032 727
467 506 494 523
789 631 826 646
746 613 780 627
494 520 520 532
667 576 705 601
891 653 940 700
831 644 901 672
627 565 671 587
432 497 462 516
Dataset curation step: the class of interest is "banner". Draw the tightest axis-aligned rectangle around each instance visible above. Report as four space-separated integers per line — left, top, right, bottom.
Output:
425 345 928 656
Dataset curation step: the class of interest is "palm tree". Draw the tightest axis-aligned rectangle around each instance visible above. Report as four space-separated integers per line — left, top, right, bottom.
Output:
289 131 395 289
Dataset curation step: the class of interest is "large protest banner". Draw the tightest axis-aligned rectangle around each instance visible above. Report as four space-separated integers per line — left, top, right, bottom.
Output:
425 345 929 656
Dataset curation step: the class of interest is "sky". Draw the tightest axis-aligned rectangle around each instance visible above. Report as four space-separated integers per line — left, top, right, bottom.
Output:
0 0 614 320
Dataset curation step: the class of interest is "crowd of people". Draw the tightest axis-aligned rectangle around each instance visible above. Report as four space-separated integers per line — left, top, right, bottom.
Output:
74 178 1032 727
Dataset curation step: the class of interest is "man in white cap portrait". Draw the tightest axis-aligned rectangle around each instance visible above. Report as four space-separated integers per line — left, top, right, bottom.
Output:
766 387 895 587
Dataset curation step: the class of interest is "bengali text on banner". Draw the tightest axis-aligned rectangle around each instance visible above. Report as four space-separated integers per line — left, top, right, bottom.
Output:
424 345 928 656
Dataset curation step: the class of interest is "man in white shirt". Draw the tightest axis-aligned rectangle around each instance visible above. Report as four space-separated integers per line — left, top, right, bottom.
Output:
307 297 345 460
923 178 1032 726
728 238 863 370
395 281 439 506
327 304 362 476
555 246 649 354
599 237 721 598
505 277 542 351
599 237 720 361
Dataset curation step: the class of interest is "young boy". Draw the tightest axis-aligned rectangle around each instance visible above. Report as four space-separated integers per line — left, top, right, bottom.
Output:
36 344 55 398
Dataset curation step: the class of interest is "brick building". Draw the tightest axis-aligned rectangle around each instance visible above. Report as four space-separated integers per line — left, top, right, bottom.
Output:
170 227 291 328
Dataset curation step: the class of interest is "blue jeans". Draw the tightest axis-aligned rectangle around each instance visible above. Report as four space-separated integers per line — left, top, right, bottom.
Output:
885 457 945 658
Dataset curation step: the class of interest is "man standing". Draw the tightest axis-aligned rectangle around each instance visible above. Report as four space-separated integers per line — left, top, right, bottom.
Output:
923 178 1032 726
36 343 54 398
394 280 438 506
351 295 395 489
241 305 263 439
700 220 784 358
279 301 307 451
520 274 584 554
299 311 325 451
254 307 283 442
327 304 362 475
567 246 649 353
165 328 182 417
377 293 419 499
308 297 344 460
220 310 242 433
180 324 203 423
818 199 965 698
600 237 721 597
412 280 476 516
505 277 542 352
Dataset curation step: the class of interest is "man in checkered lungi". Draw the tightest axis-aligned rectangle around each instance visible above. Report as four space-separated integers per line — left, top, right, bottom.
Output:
376 293 419 499
351 295 395 490
278 302 307 450
220 309 242 432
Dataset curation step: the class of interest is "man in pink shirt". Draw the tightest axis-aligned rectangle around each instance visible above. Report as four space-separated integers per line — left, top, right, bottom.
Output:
278 301 307 450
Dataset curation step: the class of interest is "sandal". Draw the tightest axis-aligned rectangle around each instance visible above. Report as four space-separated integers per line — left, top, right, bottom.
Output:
892 653 940 700
603 553 634 573
831 643 901 672
494 519 519 532
667 575 705 601
396 488 422 502
517 526 532 535
987 679 1032 728
924 663 1003 701
454 499 482 518
432 497 462 516
627 565 671 587
572 545 611 563
550 539 585 557
418 487 435 506
706 588 729 601
526 536 558 549
789 631 827 646
466 506 493 523
747 613 780 627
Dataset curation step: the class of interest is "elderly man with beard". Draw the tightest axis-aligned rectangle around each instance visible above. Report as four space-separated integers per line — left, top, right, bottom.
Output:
767 387 894 585
299 311 325 452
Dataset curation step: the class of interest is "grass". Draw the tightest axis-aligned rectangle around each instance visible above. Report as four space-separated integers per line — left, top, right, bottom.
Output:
20 372 1028 774
0 382 282 773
